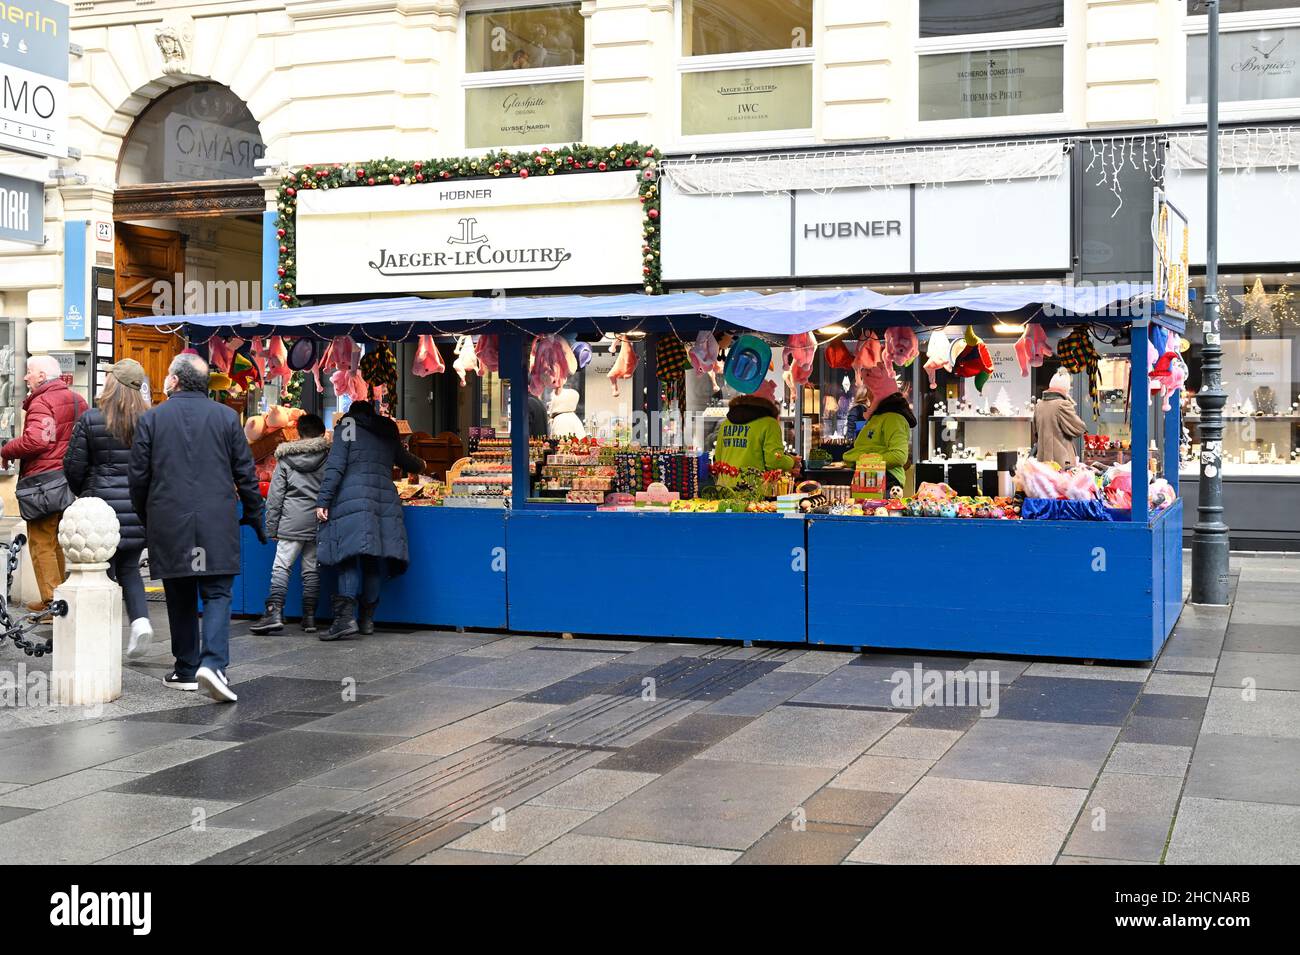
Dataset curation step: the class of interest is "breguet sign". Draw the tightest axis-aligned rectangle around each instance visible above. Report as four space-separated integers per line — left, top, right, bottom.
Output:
296 171 643 294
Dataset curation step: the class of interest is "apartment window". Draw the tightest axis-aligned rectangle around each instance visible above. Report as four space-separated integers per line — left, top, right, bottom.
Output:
917 1 1066 122
463 3 585 148
678 0 815 139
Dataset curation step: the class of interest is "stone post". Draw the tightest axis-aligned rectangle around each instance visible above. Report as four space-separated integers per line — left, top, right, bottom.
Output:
52 498 122 706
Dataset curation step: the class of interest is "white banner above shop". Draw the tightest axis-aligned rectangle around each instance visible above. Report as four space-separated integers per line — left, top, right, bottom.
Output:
661 174 1070 283
1168 128 1300 171
661 141 1068 196
294 171 644 295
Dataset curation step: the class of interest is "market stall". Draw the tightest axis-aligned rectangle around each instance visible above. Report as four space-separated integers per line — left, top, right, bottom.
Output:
129 283 1186 661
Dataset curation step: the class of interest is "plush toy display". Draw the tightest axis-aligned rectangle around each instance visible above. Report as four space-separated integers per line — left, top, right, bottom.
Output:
952 325 994 391
1014 324 1052 376
884 326 919 368
548 388 586 439
608 335 638 397
923 328 953 388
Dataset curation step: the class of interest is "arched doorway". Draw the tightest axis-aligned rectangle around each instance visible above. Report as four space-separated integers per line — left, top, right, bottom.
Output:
113 82 266 400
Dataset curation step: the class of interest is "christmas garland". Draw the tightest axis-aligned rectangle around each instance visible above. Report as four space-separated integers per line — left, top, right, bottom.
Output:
272 142 663 309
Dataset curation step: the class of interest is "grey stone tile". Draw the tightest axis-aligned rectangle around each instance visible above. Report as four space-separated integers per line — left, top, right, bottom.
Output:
650 713 754 746
1143 674 1213 697
963 658 1032 685
847 777 1087 865
0 806 35 825
779 650 855 674
903 705 984 730
616 643 712 667
931 719 1118 788
1185 734 1300 806
0 720 210 785
500 695 709 750
802 788 899 828
97 738 239 774
298 685 518 738
0 768 144 809
1132 693 1207 721
832 755 932 794
388 702 562 757
412 848 522 865
1166 797 1300 864
1215 651 1300 692
459 637 546 658
1202 687 1300 739
528 768 658 812
448 805 595 856
1104 742 1193 778
1230 601 1297 627
109 729 402 802
1224 624 1299 655
868 727 964 761
788 669 910 709
1119 716 1203 747
702 671 822 716
737 822 866 865
93 825 263 865
0 792 238 864
1155 655 1218 674
702 706 902 769
1024 663 1150 682
303 751 438 790
993 677 1141 726
597 738 707 774
435 649 611 691
579 758 835 851
1064 772 1182 862
520 833 739 865
209 784 362 831
1056 855 1155 865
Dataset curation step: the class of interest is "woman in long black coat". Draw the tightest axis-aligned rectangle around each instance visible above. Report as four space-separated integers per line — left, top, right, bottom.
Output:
315 400 425 640
63 359 152 657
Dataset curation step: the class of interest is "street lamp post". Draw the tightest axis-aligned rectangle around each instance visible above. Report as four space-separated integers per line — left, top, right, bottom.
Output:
1192 0 1231 605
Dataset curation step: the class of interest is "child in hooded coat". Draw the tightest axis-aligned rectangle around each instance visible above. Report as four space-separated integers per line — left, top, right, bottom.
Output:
251 414 330 635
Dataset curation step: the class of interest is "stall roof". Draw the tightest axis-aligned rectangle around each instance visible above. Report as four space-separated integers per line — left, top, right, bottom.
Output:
124 282 1176 340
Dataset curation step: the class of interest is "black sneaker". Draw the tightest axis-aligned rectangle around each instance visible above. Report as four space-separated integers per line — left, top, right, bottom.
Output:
164 671 197 691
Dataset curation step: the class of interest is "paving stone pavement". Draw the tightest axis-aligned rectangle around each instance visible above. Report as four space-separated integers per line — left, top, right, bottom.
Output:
1 552 1297 864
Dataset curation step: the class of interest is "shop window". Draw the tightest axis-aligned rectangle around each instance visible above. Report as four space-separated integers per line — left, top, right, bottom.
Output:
916 1 1066 123
919 0 1063 38
462 3 585 148
117 84 264 186
1186 26 1300 104
1184 273 1300 474
1188 1 1300 13
677 0 815 140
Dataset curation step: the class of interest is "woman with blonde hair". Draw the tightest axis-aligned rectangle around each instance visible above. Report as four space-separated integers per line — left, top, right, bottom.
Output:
63 360 154 657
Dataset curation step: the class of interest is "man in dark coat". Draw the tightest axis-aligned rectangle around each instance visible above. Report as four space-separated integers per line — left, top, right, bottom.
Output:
128 352 265 702
315 400 424 640
1 355 88 609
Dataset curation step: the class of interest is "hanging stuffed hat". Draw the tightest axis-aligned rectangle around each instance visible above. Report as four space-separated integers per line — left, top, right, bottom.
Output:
923 327 953 389
287 337 319 372
228 351 260 391
572 340 593 370
884 326 919 368
724 334 773 395
656 335 691 407
688 331 719 376
951 325 994 391
824 338 855 370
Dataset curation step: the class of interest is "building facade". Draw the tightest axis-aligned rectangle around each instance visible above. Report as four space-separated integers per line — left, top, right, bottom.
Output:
1 0 1298 543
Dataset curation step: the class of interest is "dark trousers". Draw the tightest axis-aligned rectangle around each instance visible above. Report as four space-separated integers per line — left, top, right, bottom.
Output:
336 556 383 605
162 574 234 678
108 548 149 623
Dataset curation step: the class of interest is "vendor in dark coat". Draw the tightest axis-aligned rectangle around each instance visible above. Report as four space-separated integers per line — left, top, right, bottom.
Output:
315 400 425 641
128 352 265 703
63 359 153 657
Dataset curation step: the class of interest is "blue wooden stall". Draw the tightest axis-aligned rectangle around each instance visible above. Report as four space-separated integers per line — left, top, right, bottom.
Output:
139 284 1187 662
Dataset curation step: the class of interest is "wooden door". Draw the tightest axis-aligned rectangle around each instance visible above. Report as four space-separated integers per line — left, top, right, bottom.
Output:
115 223 185 404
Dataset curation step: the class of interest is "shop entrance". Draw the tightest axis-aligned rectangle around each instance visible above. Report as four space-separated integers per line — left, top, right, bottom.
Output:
111 82 266 400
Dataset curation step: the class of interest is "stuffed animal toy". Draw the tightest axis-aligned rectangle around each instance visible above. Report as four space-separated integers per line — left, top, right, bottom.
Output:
548 388 586 439
884 326 919 368
476 335 500 375
853 332 883 387
453 335 479 386
1014 324 1052 376
411 335 445 376
786 332 817 387
952 325 994 391
244 415 267 443
923 328 953 388
608 335 638 397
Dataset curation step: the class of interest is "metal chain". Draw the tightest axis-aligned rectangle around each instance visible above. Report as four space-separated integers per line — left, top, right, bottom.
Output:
1 534 68 657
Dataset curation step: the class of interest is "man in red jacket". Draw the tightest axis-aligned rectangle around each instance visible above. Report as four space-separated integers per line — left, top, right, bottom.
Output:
1 356 88 609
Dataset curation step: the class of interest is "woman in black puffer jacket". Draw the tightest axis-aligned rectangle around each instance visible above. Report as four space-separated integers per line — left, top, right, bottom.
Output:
315 400 426 641
63 359 152 657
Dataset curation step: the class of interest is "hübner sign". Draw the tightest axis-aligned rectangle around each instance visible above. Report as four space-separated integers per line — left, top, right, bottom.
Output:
295 171 643 295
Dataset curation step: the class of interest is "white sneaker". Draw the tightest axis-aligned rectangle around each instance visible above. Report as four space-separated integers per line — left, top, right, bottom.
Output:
195 666 237 703
126 617 154 659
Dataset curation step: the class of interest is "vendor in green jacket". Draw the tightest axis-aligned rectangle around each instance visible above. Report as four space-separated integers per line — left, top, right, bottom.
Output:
712 386 797 487
842 365 917 492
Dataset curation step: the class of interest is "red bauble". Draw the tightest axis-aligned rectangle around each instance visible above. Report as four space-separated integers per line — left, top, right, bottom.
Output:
519 168 529 178
285 187 296 197
367 178 375 185
277 268 286 277
276 229 285 238
414 161 423 170
391 175 401 184
357 168 366 176
416 173 425 182
648 208 659 219
598 162 607 171
624 158 635 167
279 245 288 254
586 160 596 168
